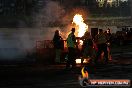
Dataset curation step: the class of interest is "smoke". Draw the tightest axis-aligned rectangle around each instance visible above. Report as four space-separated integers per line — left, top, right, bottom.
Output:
35 1 65 27
0 1 69 60
0 1 86 60
34 1 75 40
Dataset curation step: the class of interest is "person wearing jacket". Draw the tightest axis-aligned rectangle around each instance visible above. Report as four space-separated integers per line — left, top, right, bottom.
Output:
66 28 77 68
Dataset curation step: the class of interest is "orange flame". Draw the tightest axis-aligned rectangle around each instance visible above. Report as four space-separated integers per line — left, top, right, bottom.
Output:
72 14 88 37
81 67 89 78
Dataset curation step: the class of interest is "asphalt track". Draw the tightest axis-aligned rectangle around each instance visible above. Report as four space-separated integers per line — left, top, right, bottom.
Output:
0 45 132 88
0 59 131 88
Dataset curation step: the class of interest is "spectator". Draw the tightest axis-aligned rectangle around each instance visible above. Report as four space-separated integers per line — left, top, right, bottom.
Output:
95 29 108 64
53 30 63 64
81 31 94 64
66 28 77 69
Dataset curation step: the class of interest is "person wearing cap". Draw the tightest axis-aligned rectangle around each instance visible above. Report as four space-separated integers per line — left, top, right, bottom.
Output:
66 28 77 68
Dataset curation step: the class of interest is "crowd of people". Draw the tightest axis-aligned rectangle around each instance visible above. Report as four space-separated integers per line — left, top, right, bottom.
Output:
53 27 112 69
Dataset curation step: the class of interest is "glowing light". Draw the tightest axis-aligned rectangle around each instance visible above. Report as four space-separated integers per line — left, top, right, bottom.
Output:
83 59 88 63
79 40 83 46
107 0 113 3
76 59 81 64
72 14 88 37
107 0 113 7
96 0 128 7
75 58 89 64
96 0 105 7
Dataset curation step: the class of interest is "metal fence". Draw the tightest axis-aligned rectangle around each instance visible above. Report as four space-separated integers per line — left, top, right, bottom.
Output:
36 40 68 63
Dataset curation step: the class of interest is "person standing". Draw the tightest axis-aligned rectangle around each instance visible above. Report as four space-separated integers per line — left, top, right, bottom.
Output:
66 28 77 68
95 29 108 64
81 31 93 64
106 28 112 44
53 30 63 64
106 28 112 61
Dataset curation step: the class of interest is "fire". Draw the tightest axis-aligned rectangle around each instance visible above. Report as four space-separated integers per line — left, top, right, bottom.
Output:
81 67 89 78
72 14 88 37
79 67 90 87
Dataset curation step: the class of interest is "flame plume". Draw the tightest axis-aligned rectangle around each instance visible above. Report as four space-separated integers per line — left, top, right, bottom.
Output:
72 14 88 37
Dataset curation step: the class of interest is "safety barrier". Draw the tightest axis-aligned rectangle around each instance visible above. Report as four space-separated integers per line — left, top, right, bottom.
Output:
36 40 68 64
36 40 55 63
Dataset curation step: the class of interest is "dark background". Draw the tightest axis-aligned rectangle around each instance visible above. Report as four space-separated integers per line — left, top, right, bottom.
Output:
0 0 131 27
